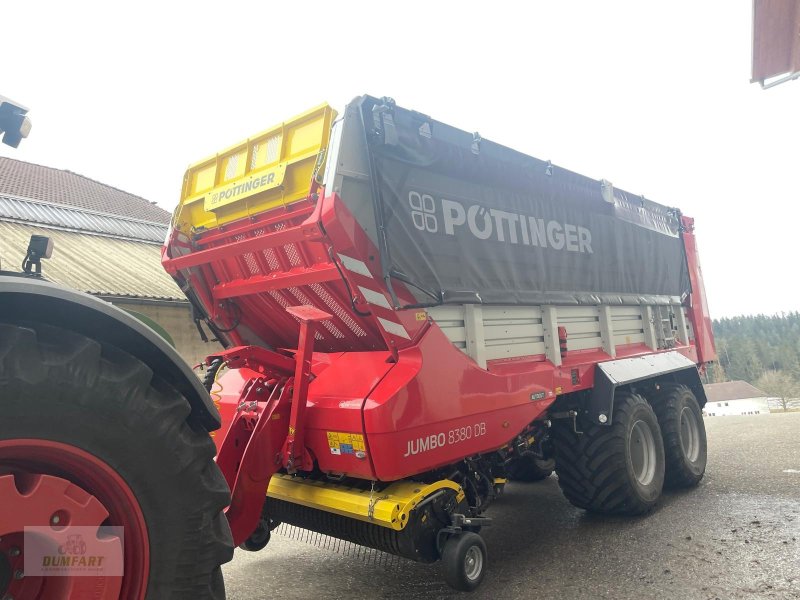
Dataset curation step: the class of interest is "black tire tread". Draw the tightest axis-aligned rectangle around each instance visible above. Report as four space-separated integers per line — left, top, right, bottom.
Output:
0 321 234 599
552 392 661 515
441 532 487 592
650 383 707 489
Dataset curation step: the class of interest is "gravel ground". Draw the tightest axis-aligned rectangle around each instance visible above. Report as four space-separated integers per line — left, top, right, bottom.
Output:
223 412 800 599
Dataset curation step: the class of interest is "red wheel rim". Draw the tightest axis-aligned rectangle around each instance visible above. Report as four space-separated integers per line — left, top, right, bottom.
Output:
0 439 149 600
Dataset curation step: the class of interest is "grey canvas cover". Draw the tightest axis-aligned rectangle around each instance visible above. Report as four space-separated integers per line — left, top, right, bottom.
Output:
335 96 690 308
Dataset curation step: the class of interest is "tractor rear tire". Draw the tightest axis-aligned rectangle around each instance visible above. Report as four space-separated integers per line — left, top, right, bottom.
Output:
651 384 707 489
506 455 555 482
552 392 665 515
0 321 234 599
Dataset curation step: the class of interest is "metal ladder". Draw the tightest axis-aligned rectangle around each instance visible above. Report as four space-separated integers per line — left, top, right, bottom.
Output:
654 305 677 349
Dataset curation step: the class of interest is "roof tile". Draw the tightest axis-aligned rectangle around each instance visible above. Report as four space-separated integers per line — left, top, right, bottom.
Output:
704 381 768 403
0 157 171 223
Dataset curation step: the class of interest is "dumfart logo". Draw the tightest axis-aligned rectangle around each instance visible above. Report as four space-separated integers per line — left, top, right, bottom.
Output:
407 190 593 254
25 525 124 577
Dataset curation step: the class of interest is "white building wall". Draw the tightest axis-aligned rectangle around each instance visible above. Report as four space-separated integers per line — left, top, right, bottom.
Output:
703 397 771 416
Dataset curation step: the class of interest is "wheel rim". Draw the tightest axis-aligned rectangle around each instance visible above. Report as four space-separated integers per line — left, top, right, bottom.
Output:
463 545 483 582
0 439 149 600
629 420 657 486
679 406 701 462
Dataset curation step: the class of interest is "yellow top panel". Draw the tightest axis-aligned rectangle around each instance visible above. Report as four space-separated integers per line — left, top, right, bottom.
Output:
172 103 337 233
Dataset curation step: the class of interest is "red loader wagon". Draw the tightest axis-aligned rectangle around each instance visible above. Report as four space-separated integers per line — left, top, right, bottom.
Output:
0 95 716 597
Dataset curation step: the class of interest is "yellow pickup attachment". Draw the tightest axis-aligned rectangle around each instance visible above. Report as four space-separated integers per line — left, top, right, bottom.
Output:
267 474 465 531
172 103 337 234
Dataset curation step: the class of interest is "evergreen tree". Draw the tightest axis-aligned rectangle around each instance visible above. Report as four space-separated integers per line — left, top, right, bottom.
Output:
710 312 800 388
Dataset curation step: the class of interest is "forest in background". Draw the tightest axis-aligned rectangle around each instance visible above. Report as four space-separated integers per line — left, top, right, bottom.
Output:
706 312 800 410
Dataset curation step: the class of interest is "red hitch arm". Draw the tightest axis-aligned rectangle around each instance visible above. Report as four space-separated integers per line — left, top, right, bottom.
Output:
214 305 331 546
219 379 291 546
282 305 332 473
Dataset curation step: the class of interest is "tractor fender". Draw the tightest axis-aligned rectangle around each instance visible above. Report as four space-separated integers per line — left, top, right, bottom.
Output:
0 275 221 430
589 351 708 426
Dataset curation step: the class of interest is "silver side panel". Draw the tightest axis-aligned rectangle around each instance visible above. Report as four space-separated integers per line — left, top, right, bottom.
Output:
427 301 693 369
597 351 698 385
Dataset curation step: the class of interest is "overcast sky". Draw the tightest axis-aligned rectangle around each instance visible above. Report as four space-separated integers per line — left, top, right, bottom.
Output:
2 1 798 318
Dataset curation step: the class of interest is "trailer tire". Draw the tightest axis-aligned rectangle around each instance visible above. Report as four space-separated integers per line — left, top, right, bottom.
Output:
0 321 234 599
651 384 707 489
506 456 555 482
552 392 665 515
442 532 487 592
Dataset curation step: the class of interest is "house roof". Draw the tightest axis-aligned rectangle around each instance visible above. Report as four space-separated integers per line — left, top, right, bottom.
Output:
0 221 184 301
0 158 182 300
0 193 167 243
0 156 171 223
704 381 768 403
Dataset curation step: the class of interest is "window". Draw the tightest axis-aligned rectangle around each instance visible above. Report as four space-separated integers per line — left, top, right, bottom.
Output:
724 402 729 406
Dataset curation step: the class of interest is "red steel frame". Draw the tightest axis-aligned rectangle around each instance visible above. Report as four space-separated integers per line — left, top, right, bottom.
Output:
163 189 716 546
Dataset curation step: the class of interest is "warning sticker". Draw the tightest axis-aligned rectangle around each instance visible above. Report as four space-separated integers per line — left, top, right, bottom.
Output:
327 431 366 456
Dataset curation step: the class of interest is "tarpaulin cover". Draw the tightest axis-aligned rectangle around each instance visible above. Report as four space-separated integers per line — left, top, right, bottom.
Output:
352 96 690 307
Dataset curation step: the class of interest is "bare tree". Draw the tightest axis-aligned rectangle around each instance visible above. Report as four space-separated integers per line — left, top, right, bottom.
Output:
756 370 800 412
708 361 727 384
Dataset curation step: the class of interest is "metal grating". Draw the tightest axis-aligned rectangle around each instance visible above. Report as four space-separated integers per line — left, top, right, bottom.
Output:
309 283 368 337
225 153 241 181
265 134 281 163
284 243 303 267
262 247 281 271
287 286 346 339
193 203 385 352
230 233 260 276
267 290 290 308
250 143 260 170
244 253 260 275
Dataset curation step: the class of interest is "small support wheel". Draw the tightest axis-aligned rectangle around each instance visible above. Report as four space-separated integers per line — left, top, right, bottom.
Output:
442 532 487 592
239 520 272 552
506 455 555 482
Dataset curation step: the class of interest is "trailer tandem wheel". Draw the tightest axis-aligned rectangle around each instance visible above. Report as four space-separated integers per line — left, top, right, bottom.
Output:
552 392 665 515
651 384 707 489
0 322 234 599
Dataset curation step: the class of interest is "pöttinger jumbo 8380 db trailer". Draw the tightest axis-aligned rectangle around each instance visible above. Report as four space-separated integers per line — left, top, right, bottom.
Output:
0 95 716 597
162 95 716 591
